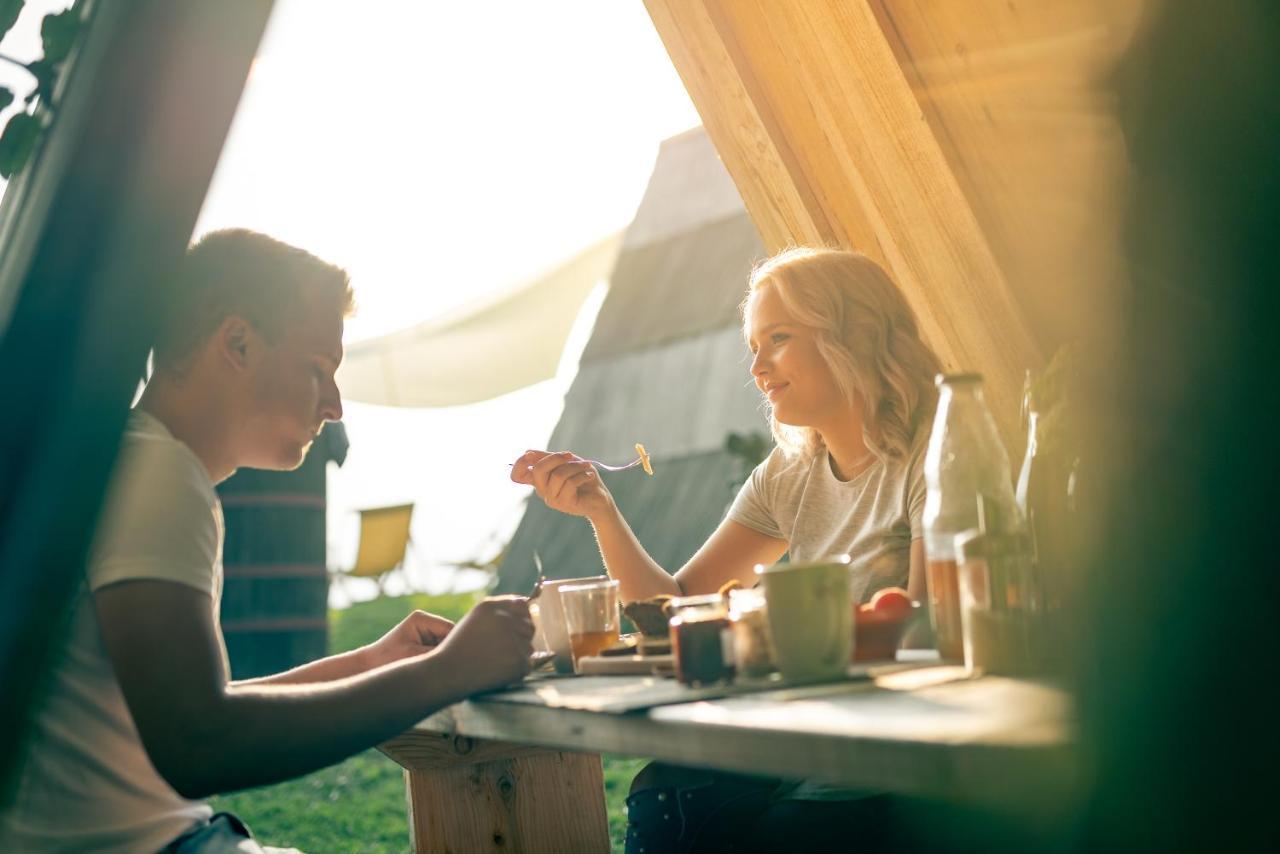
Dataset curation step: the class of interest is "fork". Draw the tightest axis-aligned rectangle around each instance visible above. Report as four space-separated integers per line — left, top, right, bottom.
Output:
510 455 646 473
580 456 647 472
528 551 546 599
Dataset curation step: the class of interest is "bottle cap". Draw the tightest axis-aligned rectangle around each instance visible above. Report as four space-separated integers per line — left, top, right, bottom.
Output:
936 372 984 386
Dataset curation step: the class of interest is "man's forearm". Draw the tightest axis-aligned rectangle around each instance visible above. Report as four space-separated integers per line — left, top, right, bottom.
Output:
234 647 373 687
589 503 681 601
166 648 476 797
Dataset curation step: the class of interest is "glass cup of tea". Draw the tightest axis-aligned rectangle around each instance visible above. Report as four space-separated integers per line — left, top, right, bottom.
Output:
539 576 608 673
558 579 621 672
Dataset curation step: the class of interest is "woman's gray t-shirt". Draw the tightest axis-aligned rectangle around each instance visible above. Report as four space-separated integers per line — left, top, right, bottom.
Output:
727 436 926 604
726 434 927 802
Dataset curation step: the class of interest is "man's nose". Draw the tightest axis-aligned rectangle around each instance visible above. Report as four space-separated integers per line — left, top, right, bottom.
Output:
320 378 343 423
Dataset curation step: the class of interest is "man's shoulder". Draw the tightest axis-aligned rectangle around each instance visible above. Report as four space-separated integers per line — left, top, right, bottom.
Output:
114 415 216 508
89 416 221 593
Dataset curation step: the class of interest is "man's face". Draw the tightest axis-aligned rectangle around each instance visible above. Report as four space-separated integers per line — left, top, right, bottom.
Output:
240 297 345 470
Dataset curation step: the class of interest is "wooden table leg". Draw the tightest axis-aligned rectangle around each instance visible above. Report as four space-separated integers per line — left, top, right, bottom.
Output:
380 731 610 853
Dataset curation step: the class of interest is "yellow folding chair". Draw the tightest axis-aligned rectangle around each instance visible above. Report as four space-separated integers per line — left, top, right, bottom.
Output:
337 503 415 596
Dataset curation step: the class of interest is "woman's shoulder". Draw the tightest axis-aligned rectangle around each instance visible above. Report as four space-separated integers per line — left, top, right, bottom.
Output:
891 424 931 494
758 444 816 482
746 446 818 509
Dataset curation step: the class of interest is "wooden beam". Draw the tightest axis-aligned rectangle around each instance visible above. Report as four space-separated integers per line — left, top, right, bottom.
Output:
642 0 835 250
645 0 1134 440
867 0 1140 355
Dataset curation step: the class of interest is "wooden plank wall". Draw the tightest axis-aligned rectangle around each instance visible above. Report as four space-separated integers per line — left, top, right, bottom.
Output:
644 0 1142 442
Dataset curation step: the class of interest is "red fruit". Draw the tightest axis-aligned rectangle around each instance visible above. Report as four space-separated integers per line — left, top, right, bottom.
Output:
870 587 913 614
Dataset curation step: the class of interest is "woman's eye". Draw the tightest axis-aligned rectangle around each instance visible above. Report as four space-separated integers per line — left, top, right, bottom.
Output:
771 333 789 344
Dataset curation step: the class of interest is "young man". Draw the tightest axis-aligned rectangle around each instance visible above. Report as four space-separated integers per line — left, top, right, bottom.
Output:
0 230 533 852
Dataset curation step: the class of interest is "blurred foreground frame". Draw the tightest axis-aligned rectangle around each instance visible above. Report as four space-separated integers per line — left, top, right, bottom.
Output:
0 0 274 801
1079 1 1280 851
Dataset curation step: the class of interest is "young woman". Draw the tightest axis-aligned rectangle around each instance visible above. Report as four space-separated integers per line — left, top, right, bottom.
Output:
513 248 946 852
512 246 942 606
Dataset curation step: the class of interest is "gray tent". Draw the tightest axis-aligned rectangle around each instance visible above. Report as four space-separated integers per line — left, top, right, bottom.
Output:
496 128 772 593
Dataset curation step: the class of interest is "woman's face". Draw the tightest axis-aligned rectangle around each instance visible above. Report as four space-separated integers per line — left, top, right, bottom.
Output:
745 283 849 429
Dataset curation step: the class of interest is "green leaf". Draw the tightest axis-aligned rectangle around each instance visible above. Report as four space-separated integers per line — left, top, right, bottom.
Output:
0 0 23 43
0 111 40 179
0 86 14 112
40 6 79 64
24 57 53 104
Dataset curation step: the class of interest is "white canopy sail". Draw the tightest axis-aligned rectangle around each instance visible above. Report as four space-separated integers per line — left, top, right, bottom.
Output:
336 232 622 407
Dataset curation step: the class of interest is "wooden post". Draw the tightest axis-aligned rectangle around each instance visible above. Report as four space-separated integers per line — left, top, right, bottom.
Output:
380 731 610 854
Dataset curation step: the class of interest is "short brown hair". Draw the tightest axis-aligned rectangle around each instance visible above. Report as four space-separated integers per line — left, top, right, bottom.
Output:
154 229 354 370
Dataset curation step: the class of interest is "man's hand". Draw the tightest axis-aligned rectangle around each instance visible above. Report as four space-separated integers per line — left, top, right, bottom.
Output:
434 596 534 693
363 610 454 669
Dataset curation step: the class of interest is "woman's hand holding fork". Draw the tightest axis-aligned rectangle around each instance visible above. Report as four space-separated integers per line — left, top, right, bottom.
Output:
510 450 618 520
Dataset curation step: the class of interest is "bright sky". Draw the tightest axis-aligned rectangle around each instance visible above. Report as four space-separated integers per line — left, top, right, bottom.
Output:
192 1 700 602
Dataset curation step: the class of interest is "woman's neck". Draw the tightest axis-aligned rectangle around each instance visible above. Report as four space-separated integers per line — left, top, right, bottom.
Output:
818 412 874 481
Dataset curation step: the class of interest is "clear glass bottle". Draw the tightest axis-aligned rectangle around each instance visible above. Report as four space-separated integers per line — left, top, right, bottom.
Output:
1016 372 1073 614
922 373 1020 660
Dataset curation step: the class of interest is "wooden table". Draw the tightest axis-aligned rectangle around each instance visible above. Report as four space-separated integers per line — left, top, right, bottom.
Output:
379 665 1073 853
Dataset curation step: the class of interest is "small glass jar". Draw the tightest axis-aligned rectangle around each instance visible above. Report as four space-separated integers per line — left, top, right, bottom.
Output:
668 594 735 686
955 527 1038 675
728 587 774 678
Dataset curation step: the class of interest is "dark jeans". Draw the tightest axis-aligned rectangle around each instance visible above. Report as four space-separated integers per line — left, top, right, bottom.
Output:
160 812 301 854
624 765 894 854
624 763 1052 854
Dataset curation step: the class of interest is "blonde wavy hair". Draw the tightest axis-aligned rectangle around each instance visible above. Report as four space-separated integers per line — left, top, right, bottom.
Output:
744 247 943 460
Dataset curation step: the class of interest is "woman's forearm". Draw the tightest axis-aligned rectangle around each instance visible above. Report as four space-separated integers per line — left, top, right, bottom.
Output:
589 501 682 601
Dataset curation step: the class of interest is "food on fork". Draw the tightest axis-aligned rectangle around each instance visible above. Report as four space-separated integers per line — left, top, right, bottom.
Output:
635 443 653 476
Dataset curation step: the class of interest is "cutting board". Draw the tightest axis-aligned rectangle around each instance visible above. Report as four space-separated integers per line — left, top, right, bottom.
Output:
576 653 675 676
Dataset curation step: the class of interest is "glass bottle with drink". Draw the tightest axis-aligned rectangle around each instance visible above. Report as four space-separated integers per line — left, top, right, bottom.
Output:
922 373 1021 661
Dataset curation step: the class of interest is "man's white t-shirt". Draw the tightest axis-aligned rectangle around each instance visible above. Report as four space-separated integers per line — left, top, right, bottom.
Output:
1 410 225 853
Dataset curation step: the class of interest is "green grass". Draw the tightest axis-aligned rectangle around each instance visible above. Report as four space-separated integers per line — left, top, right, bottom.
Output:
210 594 641 852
